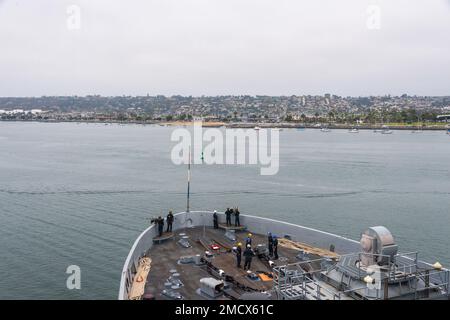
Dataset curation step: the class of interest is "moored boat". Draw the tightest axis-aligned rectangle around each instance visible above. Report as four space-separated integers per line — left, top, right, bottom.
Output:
381 125 393 134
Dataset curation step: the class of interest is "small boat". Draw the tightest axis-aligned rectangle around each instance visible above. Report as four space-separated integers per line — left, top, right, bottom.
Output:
320 127 331 132
380 125 393 134
254 126 260 130
381 126 393 134
348 128 359 133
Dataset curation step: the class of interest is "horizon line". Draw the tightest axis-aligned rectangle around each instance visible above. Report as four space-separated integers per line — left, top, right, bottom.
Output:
1 94 449 99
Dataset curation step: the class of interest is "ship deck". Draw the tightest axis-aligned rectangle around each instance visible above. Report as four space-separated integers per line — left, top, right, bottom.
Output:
141 226 315 300
121 212 450 300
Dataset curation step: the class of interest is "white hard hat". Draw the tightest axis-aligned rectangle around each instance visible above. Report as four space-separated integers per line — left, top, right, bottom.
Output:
214 210 217 213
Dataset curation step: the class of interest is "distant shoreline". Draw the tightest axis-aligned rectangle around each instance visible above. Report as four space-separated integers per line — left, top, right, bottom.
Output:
0 119 448 131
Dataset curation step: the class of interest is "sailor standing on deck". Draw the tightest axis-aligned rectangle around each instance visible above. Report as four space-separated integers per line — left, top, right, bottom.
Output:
234 207 240 226
225 208 232 226
157 216 164 237
267 232 274 257
245 233 252 247
243 244 255 270
273 235 279 260
235 242 242 268
213 210 219 229
166 211 174 233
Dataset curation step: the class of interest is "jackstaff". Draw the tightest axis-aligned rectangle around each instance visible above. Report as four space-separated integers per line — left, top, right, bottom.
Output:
186 147 191 213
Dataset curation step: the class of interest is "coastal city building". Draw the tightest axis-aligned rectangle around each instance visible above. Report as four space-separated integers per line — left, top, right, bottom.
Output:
0 95 448 125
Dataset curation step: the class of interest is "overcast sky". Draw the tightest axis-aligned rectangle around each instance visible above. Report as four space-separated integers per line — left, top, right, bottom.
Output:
0 0 449 97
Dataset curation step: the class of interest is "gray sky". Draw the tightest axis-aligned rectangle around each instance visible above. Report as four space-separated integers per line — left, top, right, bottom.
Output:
0 0 449 97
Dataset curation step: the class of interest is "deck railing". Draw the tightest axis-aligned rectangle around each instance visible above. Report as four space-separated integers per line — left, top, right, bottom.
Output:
273 251 450 300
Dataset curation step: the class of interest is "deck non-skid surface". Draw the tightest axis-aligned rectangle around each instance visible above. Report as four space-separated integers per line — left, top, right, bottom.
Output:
144 226 303 300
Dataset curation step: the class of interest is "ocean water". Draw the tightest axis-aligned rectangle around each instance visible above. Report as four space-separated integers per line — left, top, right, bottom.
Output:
0 122 449 299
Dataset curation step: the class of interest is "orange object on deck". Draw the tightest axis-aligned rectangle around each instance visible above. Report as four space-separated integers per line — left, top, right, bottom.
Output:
258 273 272 282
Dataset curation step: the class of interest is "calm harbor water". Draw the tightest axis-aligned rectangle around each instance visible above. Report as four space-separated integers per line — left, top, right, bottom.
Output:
0 122 449 299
